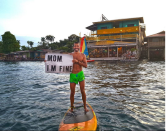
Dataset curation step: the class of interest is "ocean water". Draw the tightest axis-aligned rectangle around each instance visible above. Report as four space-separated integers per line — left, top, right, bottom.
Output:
0 60 165 131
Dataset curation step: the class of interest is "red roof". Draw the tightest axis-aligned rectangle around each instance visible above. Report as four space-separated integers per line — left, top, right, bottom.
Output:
146 31 165 38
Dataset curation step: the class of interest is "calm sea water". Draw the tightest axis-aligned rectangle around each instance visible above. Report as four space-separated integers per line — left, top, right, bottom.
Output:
0 60 165 131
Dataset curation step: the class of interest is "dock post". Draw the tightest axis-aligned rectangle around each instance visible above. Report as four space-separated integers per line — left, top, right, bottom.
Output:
148 48 150 60
117 47 118 57
108 47 109 57
148 39 150 60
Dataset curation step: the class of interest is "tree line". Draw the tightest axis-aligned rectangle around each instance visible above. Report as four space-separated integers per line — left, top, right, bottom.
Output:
0 31 80 54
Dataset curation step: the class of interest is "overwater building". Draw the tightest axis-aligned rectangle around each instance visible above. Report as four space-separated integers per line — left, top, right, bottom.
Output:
86 16 146 60
144 31 165 60
2 49 64 61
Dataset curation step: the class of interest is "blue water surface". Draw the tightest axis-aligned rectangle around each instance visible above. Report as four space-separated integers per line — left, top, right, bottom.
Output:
0 61 165 131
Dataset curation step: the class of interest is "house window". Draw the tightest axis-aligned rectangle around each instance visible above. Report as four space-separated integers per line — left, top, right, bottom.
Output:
101 27 107 29
127 24 134 27
152 38 159 42
113 22 119 28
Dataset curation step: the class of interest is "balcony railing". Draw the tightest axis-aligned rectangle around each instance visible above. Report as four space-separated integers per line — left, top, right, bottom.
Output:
96 26 139 35
86 34 138 41
148 41 165 47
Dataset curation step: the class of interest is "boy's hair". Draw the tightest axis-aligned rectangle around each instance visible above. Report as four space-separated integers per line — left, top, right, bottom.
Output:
74 42 79 45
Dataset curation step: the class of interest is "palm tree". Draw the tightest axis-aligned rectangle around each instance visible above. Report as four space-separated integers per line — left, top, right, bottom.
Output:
41 37 46 43
27 41 30 48
38 37 48 49
46 35 55 43
29 41 34 48
27 41 31 59
68 34 79 42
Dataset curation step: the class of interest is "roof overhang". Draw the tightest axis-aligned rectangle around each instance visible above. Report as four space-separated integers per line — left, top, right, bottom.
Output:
86 24 97 31
145 34 165 38
88 43 137 48
92 17 144 24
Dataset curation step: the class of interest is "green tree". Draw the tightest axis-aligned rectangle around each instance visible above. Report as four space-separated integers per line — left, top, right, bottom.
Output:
27 41 34 48
21 46 29 51
59 39 68 47
58 46 68 52
31 47 38 51
41 37 46 43
46 35 55 43
29 41 34 48
38 34 80 52
0 41 3 53
38 42 45 49
17 40 20 44
37 36 50 49
68 34 80 42
49 42 59 50
66 41 74 52
1 31 20 53
27 41 30 48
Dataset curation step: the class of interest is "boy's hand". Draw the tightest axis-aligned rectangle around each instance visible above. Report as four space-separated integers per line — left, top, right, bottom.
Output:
72 59 78 63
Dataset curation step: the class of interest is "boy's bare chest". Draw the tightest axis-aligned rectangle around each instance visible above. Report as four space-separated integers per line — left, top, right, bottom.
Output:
73 54 83 61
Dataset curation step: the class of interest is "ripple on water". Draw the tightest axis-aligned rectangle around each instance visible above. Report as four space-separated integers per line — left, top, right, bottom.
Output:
0 61 165 130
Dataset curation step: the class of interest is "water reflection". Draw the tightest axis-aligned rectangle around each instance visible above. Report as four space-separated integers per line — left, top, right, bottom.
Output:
84 61 165 130
0 61 165 131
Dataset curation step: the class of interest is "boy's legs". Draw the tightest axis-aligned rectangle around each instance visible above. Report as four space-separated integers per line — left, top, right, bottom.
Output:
70 82 76 112
79 80 89 112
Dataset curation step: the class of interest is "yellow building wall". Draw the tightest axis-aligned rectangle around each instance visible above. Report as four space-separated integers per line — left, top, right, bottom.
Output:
86 34 138 41
97 26 139 35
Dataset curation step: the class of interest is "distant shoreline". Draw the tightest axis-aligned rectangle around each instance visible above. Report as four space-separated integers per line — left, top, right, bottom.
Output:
0 59 44 62
0 58 165 62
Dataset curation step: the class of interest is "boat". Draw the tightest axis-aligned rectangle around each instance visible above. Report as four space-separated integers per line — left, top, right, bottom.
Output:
59 102 97 131
80 37 95 62
87 60 95 62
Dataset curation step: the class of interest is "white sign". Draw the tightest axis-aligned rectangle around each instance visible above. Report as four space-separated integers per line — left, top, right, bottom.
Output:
45 53 73 73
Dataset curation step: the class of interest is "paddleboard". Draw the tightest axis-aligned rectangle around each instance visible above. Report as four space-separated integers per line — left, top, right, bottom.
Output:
59 102 97 131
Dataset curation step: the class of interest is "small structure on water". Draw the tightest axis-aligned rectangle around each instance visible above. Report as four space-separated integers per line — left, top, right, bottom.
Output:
2 49 64 61
144 31 165 60
85 15 146 61
0 53 5 60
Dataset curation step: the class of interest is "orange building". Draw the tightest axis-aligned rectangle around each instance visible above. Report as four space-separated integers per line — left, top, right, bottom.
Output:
85 16 146 60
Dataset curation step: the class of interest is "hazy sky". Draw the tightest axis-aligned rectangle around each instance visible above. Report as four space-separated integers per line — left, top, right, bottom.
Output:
0 0 165 45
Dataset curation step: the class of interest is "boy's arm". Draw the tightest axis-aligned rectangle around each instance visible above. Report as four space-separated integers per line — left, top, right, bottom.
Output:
68 53 73 55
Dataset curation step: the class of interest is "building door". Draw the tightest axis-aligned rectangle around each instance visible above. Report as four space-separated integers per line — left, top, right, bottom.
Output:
109 48 113 57
112 48 117 57
118 47 122 57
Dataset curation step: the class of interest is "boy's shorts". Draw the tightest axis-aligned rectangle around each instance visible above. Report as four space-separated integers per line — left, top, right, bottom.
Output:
69 71 85 84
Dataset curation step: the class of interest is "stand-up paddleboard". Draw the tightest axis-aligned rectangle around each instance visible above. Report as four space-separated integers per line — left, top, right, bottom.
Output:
59 102 97 131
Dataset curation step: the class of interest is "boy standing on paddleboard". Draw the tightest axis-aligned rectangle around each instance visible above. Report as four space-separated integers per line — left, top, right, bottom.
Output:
69 42 89 112
44 42 88 112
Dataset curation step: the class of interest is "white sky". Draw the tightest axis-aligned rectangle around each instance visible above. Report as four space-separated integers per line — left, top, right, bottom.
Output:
0 0 165 44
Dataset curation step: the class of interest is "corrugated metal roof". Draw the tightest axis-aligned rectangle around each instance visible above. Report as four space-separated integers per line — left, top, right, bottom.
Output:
146 31 165 38
92 17 144 24
86 24 97 31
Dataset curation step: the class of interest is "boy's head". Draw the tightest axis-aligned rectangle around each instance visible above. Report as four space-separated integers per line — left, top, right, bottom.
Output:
73 42 80 52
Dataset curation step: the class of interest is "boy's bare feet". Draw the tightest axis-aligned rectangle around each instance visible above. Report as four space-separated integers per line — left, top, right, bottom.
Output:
69 106 74 112
84 107 89 113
